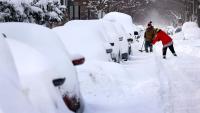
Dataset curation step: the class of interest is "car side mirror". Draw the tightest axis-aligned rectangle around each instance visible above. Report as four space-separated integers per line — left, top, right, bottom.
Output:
109 43 114 46
127 38 133 42
71 54 85 66
106 48 113 53
134 31 139 35
52 78 66 87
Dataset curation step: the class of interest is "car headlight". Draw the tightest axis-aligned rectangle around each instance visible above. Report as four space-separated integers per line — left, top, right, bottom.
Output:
109 42 114 46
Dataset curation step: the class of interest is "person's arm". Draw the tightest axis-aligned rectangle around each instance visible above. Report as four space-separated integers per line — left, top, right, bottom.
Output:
144 31 146 39
152 34 159 45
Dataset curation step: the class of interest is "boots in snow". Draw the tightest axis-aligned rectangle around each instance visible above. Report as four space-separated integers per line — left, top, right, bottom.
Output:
163 55 166 59
173 53 177 56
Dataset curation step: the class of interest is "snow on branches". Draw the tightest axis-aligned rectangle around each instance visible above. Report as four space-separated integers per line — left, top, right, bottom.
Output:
86 0 153 18
0 0 67 27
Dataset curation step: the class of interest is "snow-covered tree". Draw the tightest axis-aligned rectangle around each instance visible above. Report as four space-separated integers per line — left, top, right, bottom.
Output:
86 0 153 19
0 0 68 28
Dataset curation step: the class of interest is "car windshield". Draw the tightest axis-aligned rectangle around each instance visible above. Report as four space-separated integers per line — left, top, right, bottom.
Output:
0 34 39 113
0 34 19 86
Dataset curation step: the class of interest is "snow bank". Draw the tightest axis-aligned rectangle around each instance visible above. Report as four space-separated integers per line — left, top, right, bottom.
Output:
77 61 134 105
182 22 200 39
173 31 184 40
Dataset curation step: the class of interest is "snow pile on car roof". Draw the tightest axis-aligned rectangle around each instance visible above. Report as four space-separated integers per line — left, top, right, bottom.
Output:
103 12 138 34
182 22 200 39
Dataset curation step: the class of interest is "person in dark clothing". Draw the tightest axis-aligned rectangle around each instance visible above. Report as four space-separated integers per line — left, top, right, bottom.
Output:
144 21 155 52
152 28 177 59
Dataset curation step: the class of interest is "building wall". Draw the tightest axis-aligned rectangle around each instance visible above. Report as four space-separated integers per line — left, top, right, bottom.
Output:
74 0 89 19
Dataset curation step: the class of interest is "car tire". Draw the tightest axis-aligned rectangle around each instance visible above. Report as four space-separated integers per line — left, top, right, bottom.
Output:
128 46 132 55
122 53 128 61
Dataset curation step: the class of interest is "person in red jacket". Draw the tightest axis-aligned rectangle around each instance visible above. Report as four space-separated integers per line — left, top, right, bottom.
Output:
152 28 177 59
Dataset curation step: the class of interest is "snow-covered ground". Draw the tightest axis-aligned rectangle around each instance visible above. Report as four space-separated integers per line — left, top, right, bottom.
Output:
76 23 200 113
1 15 200 113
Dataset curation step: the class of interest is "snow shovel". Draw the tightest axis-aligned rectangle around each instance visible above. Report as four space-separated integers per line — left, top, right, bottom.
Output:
139 41 145 52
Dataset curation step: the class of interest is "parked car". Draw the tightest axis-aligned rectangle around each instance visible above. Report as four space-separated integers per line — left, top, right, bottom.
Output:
182 22 200 40
53 20 116 62
0 23 84 113
175 26 182 33
135 25 145 41
165 26 175 35
103 12 138 57
53 19 131 63
100 19 130 62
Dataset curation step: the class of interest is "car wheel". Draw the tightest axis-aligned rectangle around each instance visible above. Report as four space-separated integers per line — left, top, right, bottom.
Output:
128 46 132 55
122 53 128 61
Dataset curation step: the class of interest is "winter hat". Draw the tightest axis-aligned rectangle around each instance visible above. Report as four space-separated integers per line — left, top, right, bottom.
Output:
148 21 152 27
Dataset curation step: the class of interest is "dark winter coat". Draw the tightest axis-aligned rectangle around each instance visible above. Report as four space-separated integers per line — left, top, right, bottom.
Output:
144 26 155 42
152 29 173 47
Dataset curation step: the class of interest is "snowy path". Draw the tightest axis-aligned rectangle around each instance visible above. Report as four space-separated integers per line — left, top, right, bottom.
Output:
154 42 200 113
78 39 200 113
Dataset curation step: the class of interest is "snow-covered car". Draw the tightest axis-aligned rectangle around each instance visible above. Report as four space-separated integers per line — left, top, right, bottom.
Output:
137 25 145 33
53 20 109 61
165 26 175 35
53 20 121 62
103 12 139 56
100 19 130 62
0 34 39 113
175 26 182 33
0 23 84 113
182 22 200 39
136 25 145 39
53 19 130 63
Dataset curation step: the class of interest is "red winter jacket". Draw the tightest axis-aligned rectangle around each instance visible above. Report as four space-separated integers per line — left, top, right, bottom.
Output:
152 30 172 47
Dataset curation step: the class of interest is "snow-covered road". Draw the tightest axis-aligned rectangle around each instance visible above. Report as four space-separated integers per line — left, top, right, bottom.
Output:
156 39 200 113
78 36 200 113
